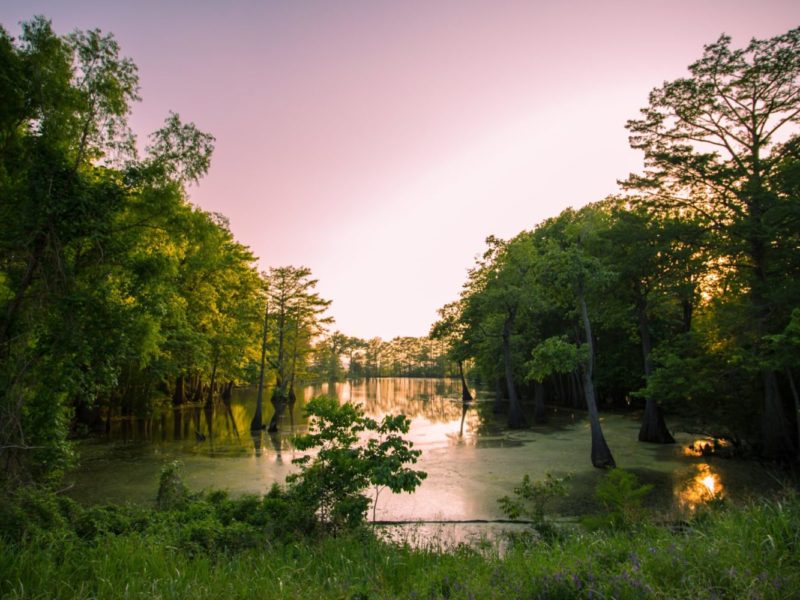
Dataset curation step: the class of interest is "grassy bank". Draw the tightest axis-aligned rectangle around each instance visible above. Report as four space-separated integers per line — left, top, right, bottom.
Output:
1 486 798 599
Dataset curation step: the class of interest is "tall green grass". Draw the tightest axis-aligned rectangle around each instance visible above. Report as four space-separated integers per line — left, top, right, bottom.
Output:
1 490 798 599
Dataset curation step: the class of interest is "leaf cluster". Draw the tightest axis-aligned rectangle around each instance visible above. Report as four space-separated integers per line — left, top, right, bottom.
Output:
288 396 426 533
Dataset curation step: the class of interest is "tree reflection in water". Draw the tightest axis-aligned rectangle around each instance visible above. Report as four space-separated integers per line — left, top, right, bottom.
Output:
68 378 781 518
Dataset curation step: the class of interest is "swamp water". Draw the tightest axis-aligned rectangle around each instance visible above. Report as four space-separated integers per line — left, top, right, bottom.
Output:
66 378 787 543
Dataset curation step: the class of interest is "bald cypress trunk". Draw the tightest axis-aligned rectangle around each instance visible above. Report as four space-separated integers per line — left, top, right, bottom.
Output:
502 313 526 429
267 381 287 433
636 303 674 444
762 370 794 459
251 300 269 431
458 360 473 403
172 375 185 406
787 369 800 462
205 355 218 409
579 288 615 468
493 378 504 414
533 381 548 424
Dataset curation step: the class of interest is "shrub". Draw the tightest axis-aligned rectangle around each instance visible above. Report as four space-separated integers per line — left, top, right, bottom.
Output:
583 468 653 530
0 486 78 542
497 472 571 540
288 396 426 534
156 460 189 510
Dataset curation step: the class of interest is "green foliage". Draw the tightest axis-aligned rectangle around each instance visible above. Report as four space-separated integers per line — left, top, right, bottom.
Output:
584 469 654 530
498 472 570 540
625 28 800 458
331 334 450 379
1 489 799 599
526 336 587 382
0 16 275 483
0 486 76 542
289 396 426 532
144 111 215 184
436 25 800 461
156 460 189 510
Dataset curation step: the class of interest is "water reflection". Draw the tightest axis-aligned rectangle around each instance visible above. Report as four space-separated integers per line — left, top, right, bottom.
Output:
676 463 724 511
251 430 262 457
303 378 476 426
93 379 478 457
68 378 774 521
683 437 734 458
459 400 470 438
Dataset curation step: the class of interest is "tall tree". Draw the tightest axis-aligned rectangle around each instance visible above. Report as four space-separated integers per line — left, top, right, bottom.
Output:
0 19 141 479
625 27 800 459
462 236 530 428
251 273 270 431
263 266 331 432
530 208 616 468
430 301 473 403
0 18 242 481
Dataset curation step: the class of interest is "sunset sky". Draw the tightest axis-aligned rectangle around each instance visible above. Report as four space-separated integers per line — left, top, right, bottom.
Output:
3 1 799 340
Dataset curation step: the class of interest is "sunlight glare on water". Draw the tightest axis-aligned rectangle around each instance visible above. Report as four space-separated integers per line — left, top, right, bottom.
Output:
676 463 724 511
66 378 773 522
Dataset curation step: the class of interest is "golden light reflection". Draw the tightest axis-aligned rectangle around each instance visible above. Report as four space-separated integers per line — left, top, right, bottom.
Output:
701 474 716 495
676 463 724 511
683 437 733 457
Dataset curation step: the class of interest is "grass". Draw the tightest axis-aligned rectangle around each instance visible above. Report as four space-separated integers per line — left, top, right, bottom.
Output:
1 488 799 599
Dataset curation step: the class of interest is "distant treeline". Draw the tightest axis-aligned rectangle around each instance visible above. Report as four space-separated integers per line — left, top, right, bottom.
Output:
312 334 457 380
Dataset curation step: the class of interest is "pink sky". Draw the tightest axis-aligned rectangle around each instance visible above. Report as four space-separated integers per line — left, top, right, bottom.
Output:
3 1 799 339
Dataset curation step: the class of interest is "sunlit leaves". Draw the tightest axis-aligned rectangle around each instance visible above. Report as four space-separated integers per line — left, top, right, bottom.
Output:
145 112 215 185
289 397 425 531
526 336 587 383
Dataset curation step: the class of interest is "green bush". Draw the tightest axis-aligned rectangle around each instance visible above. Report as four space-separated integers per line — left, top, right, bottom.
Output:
156 460 189 510
497 472 570 540
73 504 148 540
0 486 77 542
583 468 653 530
288 396 426 534
0 487 798 598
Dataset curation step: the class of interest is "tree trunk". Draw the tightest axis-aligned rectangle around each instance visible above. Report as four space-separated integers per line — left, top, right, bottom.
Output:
458 360 473 403
172 407 182 440
191 374 203 403
221 381 233 406
786 369 800 462
579 289 615 469
287 384 297 431
554 374 565 405
762 370 795 460
502 314 526 428
533 381 548 424
251 300 270 431
493 378 504 414
748 204 795 460
636 304 674 444
205 357 218 409
681 298 693 334
267 383 287 433
173 375 185 406
570 370 582 408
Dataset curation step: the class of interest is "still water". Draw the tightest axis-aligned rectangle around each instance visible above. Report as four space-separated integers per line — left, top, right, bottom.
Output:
66 378 785 522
